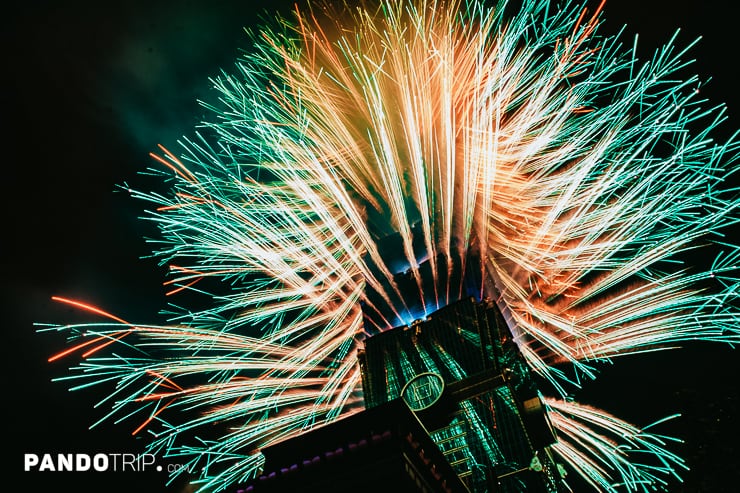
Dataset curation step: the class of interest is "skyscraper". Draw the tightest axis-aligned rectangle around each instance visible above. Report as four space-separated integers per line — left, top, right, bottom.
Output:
239 295 565 493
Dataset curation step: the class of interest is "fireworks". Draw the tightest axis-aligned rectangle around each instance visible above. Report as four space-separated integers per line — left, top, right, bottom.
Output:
40 0 739 491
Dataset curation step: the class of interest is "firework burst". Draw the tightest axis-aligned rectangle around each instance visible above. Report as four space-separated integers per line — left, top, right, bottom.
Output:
41 0 740 491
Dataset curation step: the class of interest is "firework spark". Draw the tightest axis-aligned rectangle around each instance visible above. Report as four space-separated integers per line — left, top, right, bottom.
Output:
40 0 740 491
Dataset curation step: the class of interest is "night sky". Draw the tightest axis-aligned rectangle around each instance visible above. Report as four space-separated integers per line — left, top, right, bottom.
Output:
5 1 740 492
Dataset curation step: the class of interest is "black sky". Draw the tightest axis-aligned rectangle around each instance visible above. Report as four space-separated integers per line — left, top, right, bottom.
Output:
4 1 740 492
